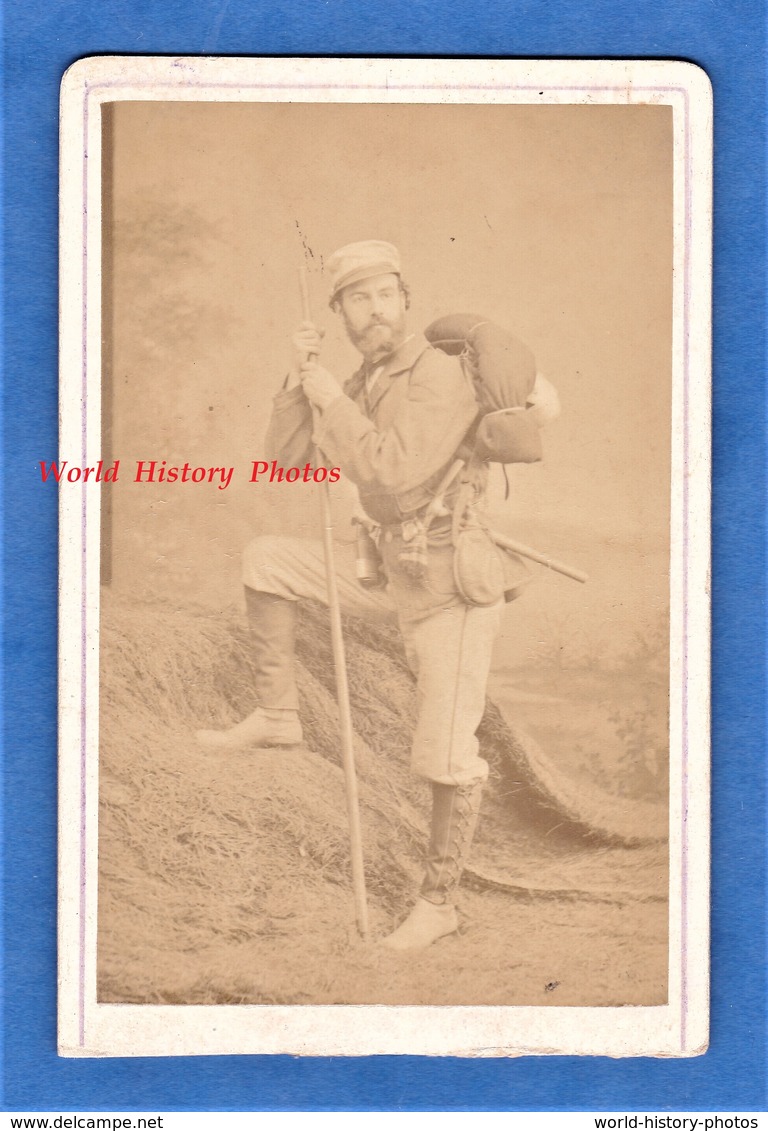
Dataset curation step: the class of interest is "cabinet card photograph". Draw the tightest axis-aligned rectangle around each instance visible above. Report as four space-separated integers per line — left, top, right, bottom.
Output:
57 57 711 1058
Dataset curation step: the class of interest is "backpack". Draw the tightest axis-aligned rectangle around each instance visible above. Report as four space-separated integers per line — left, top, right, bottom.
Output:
425 313 555 464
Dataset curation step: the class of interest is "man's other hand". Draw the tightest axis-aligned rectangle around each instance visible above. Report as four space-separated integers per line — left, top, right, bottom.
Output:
285 322 325 388
300 359 343 411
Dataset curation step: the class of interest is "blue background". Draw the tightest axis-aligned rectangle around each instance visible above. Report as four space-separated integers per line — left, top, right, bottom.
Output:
3 0 766 1113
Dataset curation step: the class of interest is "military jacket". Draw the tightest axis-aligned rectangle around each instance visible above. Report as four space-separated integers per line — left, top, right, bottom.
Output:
267 332 479 525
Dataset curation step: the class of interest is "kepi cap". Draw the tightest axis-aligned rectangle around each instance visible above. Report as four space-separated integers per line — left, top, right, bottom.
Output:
327 240 401 302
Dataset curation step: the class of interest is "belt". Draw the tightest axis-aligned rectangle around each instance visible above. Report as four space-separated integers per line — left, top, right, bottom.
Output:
379 513 453 545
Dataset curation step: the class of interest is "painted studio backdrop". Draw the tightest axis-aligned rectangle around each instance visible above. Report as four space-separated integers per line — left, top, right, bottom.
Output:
98 101 672 1007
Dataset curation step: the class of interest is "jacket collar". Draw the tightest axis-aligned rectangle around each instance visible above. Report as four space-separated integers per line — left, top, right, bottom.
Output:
357 332 431 412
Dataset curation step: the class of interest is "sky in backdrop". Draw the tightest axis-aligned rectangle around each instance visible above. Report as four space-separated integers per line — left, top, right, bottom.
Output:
103 99 672 660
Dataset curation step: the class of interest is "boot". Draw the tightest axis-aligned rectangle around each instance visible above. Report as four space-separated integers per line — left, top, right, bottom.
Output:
195 588 303 750
381 780 483 950
195 706 302 750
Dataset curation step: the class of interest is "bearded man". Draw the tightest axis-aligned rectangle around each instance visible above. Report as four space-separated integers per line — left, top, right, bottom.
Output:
197 240 543 949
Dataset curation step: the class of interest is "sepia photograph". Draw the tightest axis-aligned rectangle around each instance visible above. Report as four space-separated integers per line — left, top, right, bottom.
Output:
57 57 711 1058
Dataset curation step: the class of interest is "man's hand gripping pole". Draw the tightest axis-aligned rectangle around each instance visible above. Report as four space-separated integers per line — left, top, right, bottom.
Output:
299 266 370 942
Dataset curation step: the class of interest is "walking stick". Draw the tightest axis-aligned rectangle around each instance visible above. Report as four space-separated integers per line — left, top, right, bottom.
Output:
299 266 370 941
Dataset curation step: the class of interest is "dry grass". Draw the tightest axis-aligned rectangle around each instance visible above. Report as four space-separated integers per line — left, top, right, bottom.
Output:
97 591 668 1006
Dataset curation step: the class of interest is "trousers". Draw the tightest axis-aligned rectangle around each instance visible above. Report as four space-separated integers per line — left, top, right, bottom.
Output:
242 528 504 787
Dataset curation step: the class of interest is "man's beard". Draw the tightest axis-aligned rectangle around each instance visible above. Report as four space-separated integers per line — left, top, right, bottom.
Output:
345 314 405 363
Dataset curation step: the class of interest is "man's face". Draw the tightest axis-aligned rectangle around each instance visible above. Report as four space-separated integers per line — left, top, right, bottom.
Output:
337 273 408 363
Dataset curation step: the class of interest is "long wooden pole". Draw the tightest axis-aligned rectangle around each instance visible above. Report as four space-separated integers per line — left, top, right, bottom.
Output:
299 266 369 941
489 528 589 584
